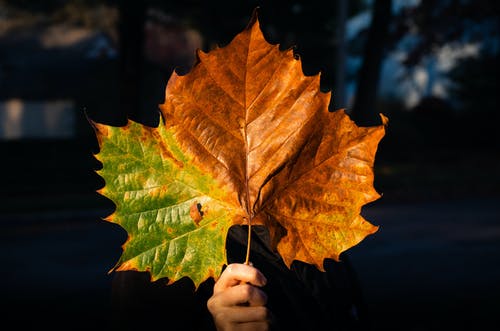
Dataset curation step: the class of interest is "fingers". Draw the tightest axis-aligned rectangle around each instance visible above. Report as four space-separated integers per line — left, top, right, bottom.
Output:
212 305 269 323
209 283 268 307
235 321 270 331
214 263 267 293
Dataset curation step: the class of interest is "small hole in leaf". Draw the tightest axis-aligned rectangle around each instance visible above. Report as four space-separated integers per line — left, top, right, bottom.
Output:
189 201 204 225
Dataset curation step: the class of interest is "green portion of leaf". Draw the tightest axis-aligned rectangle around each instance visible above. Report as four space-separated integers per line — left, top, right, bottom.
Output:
94 117 235 288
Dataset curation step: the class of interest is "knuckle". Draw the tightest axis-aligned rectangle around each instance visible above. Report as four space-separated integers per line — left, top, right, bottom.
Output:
206 297 216 312
216 310 227 321
226 263 239 275
240 284 253 298
249 267 259 279
213 281 223 293
212 309 230 326
252 286 266 301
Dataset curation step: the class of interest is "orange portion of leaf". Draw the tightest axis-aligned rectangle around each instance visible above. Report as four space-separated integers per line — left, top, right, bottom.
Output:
263 111 387 270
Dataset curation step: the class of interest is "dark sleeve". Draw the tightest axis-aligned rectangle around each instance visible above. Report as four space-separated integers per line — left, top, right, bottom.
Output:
226 226 371 331
109 270 216 331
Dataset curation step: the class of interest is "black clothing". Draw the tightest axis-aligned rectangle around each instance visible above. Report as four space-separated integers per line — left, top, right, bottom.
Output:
110 225 371 331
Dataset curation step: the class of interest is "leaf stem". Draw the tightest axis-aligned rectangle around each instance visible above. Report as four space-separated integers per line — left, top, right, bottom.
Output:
244 221 252 265
243 44 252 266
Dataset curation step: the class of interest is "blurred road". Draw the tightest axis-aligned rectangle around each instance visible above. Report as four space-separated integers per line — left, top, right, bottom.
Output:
349 197 500 330
1 207 122 330
1 197 499 330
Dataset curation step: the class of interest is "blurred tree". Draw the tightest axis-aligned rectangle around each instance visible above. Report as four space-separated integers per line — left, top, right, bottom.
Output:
347 0 499 124
350 0 392 126
334 0 348 109
389 0 499 145
117 0 146 124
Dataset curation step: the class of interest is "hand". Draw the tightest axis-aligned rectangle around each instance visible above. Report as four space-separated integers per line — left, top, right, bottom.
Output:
207 263 271 331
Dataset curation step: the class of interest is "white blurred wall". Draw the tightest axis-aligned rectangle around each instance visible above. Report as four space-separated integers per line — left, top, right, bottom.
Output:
0 99 75 140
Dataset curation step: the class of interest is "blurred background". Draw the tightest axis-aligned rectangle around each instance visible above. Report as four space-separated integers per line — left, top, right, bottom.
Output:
1 0 499 330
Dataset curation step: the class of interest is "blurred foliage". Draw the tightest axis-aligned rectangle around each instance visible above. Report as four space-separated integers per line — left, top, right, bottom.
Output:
388 0 500 66
0 0 112 13
0 0 118 40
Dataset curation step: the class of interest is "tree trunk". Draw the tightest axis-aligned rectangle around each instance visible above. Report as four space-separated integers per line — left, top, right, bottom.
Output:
334 0 348 110
350 0 392 126
118 0 146 122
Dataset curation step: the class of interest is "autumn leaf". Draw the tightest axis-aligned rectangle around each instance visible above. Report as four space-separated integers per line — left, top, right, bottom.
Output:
91 12 387 289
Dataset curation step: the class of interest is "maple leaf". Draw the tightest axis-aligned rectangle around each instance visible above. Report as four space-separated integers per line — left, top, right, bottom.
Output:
91 12 387 288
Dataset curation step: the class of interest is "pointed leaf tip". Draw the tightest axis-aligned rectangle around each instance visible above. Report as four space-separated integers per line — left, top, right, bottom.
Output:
246 6 260 29
380 113 389 126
